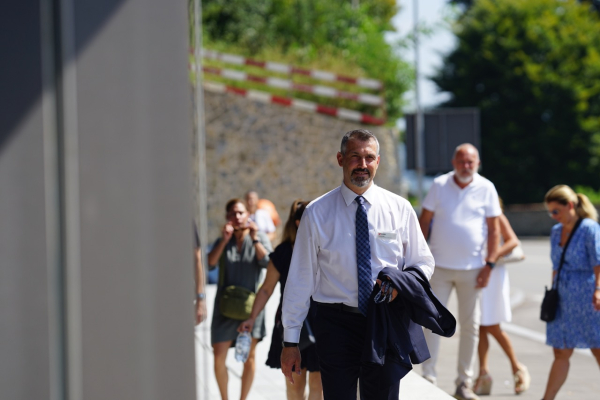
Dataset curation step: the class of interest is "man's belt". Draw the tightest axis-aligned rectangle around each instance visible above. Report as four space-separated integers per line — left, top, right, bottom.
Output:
317 302 362 314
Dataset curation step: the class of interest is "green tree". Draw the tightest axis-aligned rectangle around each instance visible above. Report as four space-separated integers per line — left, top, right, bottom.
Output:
449 0 600 12
434 0 600 204
449 0 474 7
200 0 411 123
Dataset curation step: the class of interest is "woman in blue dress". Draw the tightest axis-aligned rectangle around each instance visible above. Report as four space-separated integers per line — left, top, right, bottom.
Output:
542 185 600 400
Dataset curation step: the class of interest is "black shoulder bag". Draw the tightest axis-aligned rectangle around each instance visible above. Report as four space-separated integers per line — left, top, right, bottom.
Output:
540 218 582 322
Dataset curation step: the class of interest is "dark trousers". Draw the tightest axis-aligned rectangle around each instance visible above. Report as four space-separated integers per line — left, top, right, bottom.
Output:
314 304 406 400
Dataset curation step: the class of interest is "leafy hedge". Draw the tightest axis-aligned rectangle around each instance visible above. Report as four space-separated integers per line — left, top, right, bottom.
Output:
197 0 413 123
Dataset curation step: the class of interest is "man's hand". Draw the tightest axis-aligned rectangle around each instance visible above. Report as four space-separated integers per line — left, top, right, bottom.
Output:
195 299 207 325
281 347 302 384
476 265 492 288
376 278 398 301
247 220 259 240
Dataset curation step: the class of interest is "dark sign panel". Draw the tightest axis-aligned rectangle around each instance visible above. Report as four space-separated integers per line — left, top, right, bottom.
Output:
405 108 480 174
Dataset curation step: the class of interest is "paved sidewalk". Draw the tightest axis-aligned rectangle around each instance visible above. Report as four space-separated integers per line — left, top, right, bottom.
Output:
195 284 453 400
425 238 600 400
195 239 600 400
425 292 599 400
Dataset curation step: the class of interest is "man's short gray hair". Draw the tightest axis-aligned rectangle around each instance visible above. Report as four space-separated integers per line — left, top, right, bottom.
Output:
453 143 479 160
340 129 380 155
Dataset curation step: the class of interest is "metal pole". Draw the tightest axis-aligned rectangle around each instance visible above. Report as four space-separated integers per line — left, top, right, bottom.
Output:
193 0 209 287
193 1 210 399
413 0 425 208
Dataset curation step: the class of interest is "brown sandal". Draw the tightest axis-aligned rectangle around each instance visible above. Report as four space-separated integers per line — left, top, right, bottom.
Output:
514 365 531 394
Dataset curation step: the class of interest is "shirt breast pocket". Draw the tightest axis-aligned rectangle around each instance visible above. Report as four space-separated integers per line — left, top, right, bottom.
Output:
370 229 401 263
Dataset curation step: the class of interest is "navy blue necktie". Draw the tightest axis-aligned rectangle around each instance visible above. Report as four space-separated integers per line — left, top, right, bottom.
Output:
355 196 373 316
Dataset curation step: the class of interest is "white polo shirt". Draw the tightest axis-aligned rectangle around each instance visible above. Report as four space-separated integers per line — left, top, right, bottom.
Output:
249 208 276 234
422 172 501 270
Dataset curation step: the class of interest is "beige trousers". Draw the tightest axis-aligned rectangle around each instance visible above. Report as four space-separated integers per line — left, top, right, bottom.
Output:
421 267 482 387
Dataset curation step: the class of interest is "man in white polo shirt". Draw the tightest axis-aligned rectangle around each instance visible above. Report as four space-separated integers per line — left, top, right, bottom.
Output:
419 143 501 400
245 190 277 242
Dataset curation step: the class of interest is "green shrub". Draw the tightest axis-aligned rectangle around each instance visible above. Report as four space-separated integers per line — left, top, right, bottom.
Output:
196 0 412 123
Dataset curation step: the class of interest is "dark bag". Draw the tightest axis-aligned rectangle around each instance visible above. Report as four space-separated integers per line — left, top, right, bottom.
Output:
540 218 582 322
540 287 560 322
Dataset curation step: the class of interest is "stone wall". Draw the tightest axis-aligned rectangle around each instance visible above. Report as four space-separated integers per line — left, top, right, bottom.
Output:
203 90 400 243
505 204 600 237
504 204 555 237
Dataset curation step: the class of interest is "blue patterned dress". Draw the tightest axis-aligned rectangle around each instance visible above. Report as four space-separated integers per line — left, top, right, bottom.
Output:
547 218 600 349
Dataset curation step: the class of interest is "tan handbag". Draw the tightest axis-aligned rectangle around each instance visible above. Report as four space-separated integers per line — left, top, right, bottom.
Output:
496 241 525 265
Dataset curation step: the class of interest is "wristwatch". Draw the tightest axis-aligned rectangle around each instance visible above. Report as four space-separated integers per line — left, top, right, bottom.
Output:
196 293 206 300
485 261 495 269
252 239 260 244
282 341 298 348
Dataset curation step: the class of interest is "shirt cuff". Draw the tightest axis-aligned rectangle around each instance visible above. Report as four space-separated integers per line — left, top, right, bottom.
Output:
283 327 301 343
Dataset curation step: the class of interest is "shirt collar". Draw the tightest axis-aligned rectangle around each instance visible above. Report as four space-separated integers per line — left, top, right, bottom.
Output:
341 182 379 206
450 171 481 189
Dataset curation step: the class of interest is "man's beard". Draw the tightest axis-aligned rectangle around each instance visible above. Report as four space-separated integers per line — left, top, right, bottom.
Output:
454 169 474 184
351 169 371 187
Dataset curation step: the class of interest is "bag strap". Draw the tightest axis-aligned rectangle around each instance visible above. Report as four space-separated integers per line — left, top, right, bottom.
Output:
554 218 583 289
218 248 226 291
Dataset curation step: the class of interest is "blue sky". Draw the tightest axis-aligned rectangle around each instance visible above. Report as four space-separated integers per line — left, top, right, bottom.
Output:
387 0 457 110
387 1 459 192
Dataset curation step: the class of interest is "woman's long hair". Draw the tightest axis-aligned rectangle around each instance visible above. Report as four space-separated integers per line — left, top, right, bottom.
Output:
544 185 598 221
281 199 310 244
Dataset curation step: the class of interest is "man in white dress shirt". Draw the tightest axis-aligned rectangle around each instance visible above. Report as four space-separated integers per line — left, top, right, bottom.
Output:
280 129 435 399
419 144 500 400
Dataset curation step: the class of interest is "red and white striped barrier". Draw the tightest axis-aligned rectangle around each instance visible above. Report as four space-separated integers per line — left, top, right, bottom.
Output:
201 65 383 106
202 49 383 90
203 81 385 126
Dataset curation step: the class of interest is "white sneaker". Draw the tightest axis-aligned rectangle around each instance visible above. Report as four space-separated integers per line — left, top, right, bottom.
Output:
423 375 437 385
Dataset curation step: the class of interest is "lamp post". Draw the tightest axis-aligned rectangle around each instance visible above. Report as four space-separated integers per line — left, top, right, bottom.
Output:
192 1 210 399
413 0 425 207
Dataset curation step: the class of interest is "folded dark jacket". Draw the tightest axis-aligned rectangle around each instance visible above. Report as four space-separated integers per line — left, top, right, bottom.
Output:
362 266 456 368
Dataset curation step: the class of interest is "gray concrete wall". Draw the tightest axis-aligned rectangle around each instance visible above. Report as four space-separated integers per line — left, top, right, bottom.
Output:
203 90 401 243
0 1 197 399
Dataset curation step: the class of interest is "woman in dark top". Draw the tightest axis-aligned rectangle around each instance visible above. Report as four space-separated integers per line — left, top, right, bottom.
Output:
238 199 322 400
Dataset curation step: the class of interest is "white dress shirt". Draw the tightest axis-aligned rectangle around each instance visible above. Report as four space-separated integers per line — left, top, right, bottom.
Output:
282 183 435 342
